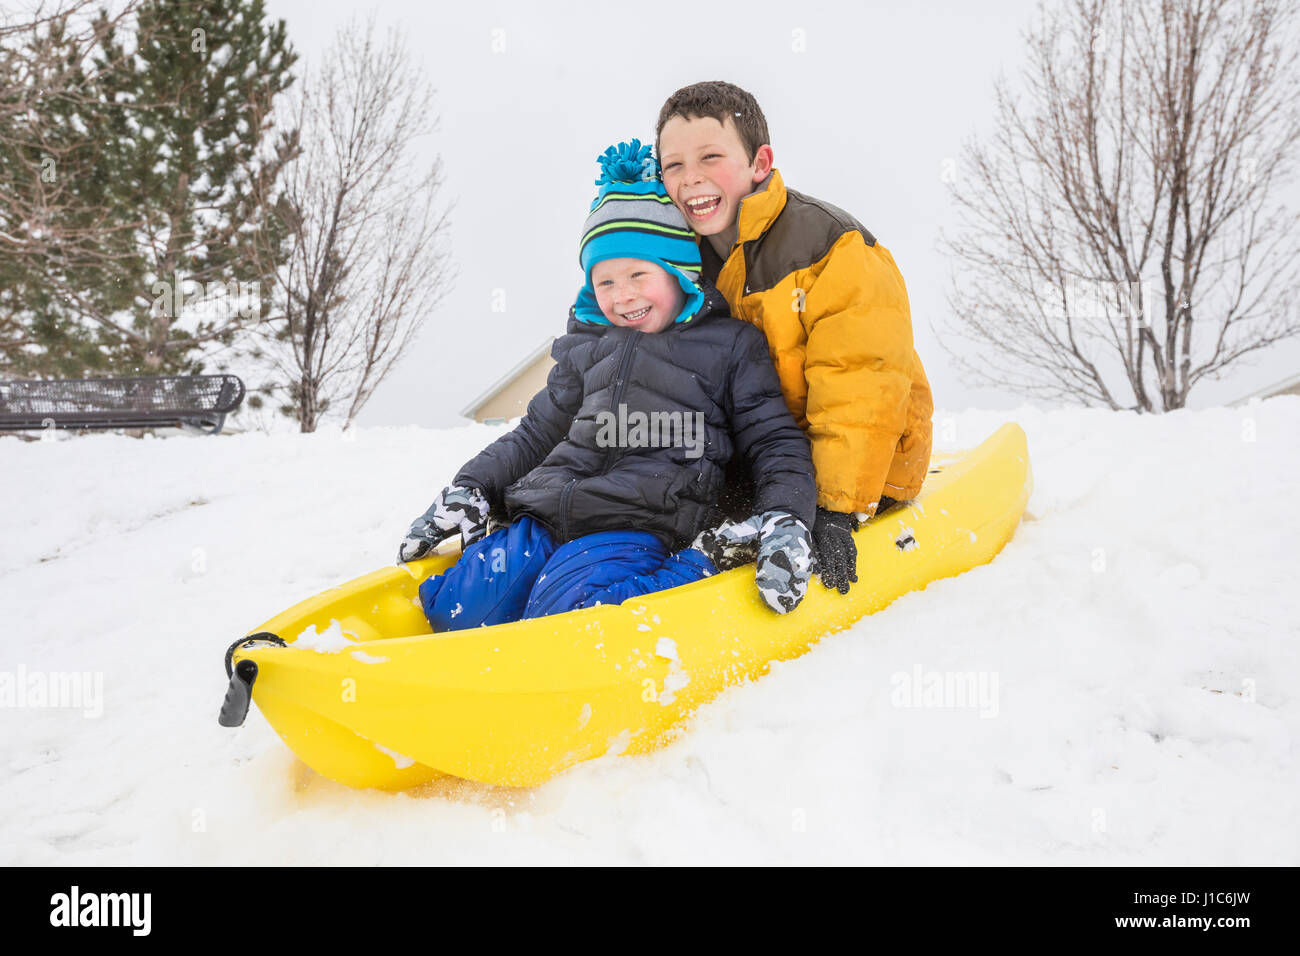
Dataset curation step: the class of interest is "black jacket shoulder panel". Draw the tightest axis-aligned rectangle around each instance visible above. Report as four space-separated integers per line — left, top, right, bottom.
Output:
745 188 878 295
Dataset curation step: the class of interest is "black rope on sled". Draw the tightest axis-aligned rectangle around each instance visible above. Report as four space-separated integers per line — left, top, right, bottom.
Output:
224 631 287 679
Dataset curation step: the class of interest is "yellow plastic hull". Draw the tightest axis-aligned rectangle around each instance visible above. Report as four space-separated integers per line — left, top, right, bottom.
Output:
232 423 1032 790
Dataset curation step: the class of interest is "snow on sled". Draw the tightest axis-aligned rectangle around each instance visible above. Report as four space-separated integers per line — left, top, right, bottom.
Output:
218 423 1033 790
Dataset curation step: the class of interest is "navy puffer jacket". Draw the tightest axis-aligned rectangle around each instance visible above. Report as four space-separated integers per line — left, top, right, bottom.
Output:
455 282 816 550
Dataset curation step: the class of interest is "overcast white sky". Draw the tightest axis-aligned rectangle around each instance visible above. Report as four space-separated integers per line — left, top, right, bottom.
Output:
269 0 1299 425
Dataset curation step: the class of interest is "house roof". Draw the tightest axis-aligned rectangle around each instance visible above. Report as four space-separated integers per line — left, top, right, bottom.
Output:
1231 369 1300 406
459 336 556 419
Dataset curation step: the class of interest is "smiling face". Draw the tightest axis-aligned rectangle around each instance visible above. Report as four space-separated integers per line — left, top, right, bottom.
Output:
657 114 774 237
591 258 686 333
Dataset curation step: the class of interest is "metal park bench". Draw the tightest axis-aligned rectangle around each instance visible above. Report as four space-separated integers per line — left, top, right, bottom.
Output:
0 374 245 435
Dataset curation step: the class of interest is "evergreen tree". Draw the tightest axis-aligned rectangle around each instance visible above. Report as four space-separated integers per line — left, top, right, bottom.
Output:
0 11 132 378
94 0 298 374
0 0 298 378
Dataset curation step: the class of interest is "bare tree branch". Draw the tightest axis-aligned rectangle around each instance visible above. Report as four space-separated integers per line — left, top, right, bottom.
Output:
938 0 1300 411
238 16 454 432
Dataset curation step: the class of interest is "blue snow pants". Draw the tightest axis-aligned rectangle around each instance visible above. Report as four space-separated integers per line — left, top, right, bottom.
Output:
417 516 716 632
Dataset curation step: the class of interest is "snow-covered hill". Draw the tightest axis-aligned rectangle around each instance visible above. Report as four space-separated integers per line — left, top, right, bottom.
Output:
2 401 1297 864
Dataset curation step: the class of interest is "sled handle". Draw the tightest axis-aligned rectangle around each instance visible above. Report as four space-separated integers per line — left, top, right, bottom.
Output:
223 631 286 679
218 632 288 728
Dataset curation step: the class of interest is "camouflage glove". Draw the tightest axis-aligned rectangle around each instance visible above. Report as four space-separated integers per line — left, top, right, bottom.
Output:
811 507 859 594
689 514 763 571
755 511 814 614
398 485 490 563
690 511 812 613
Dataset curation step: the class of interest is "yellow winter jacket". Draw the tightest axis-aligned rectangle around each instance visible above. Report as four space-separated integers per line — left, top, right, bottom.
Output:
699 169 933 514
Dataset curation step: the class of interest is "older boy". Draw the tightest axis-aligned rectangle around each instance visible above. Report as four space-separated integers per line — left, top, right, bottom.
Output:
655 80 934 596
397 141 818 630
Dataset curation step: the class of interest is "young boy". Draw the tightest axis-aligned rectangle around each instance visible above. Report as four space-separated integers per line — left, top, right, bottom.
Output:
397 141 818 631
655 81 935 597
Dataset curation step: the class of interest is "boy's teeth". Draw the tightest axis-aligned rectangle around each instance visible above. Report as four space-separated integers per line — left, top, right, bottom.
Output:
623 307 650 320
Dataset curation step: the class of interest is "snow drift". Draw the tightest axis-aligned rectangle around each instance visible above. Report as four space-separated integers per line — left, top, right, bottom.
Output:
2 400 1296 864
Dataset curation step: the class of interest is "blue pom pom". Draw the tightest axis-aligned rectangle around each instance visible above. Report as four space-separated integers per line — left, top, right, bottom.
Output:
594 139 657 186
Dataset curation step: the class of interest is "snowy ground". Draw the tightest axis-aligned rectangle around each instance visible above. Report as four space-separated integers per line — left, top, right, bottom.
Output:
2 400 1297 865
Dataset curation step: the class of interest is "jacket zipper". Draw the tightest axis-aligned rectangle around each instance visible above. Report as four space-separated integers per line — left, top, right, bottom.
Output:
557 333 639 541
559 477 577 541
602 332 640 473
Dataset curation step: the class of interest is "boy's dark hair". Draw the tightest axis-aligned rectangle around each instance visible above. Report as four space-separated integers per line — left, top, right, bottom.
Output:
655 81 770 163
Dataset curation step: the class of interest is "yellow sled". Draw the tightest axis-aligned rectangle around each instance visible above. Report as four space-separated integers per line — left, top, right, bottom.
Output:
220 423 1032 790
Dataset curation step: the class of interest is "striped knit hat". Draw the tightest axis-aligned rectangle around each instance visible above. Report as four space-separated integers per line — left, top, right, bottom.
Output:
573 139 704 326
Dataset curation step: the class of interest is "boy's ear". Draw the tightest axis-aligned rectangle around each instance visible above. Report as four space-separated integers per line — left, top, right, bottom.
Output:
751 144 775 182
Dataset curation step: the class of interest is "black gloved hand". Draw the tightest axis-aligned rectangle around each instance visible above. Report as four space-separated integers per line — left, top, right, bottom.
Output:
811 507 859 594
